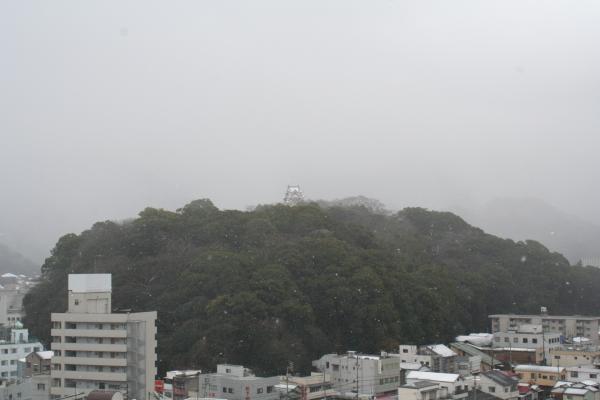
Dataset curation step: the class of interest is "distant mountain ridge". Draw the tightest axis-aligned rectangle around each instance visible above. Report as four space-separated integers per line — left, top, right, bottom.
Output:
455 197 600 264
0 242 39 276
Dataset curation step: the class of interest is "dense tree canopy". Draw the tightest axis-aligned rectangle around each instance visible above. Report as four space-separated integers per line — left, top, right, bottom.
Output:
23 200 600 376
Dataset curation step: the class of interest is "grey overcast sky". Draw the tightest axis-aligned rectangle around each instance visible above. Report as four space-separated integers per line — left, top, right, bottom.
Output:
1 1 600 262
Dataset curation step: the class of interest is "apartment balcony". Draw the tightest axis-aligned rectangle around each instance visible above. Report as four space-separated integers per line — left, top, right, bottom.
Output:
57 370 127 382
52 356 127 367
51 329 127 338
51 342 127 353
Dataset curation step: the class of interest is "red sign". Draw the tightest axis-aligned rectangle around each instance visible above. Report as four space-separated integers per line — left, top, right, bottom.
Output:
155 380 165 393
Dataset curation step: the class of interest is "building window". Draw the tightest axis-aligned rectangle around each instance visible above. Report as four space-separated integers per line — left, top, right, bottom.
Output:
257 388 263 394
522 338 528 343
228 388 234 394
513 338 518 343
222 388 227 393
571 372 579 378
590 374 597 379
489 387 495 393
226 368 231 373
532 339 537 344
267 386 274 393
74 299 79 305
37 384 45 391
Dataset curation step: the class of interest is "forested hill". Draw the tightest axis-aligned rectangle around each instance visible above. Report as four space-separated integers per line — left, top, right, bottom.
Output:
23 200 600 375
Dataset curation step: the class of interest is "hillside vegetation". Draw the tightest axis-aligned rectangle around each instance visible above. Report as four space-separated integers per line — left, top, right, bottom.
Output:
23 199 600 375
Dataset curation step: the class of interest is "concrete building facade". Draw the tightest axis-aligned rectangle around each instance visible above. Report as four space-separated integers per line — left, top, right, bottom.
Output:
398 345 458 374
198 364 279 400
0 327 43 381
489 314 600 343
313 352 401 397
50 274 157 400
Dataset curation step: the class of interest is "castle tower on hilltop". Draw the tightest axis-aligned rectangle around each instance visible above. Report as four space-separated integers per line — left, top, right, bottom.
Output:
283 185 304 206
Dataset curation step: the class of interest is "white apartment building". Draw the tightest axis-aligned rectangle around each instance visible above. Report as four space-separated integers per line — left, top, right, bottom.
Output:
492 324 562 362
313 352 401 396
0 326 43 380
489 313 600 343
50 274 157 400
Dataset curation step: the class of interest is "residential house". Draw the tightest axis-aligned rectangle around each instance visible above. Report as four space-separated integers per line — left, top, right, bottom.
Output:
566 366 600 384
551 381 598 400
398 381 441 400
405 371 468 400
478 371 519 400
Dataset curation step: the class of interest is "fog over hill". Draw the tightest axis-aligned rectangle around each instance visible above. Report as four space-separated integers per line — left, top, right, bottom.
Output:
453 197 600 265
0 242 39 276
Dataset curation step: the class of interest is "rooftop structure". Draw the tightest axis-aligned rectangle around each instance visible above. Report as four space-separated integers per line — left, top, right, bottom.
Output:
283 185 305 206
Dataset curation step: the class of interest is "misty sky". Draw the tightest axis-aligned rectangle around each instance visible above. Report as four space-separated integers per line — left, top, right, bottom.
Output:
1 1 600 263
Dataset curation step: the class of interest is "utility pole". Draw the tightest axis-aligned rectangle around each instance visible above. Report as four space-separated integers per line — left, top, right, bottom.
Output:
322 370 327 400
355 356 359 400
542 328 547 366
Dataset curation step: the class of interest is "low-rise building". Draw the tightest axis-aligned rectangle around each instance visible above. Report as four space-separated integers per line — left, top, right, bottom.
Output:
405 371 468 400
450 343 502 372
164 370 201 400
478 371 519 400
551 381 599 400
399 345 458 373
198 364 279 400
514 365 566 388
398 381 441 400
278 373 331 400
550 348 600 368
565 366 600 384
313 351 401 397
